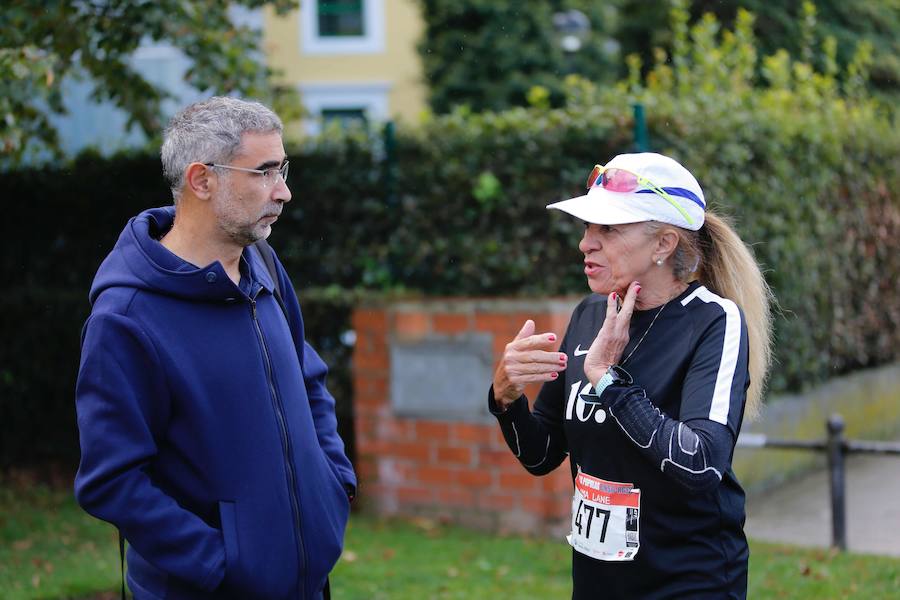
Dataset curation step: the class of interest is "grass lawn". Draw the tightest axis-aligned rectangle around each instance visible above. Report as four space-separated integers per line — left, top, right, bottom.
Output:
3 483 899 599
0 482 119 600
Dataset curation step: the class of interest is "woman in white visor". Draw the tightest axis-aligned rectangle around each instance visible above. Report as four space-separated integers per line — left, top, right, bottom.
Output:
489 152 773 599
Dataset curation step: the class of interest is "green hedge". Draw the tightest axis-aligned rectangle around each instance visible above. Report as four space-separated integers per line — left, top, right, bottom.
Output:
1 7 898 466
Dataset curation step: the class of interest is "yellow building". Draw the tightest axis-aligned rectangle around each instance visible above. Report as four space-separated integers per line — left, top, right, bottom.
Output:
264 0 427 135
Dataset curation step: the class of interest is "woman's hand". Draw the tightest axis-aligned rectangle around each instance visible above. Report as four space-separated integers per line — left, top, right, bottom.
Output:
492 319 567 409
584 281 640 385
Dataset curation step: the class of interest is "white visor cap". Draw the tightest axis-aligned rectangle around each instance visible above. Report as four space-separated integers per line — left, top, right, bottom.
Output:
547 152 706 231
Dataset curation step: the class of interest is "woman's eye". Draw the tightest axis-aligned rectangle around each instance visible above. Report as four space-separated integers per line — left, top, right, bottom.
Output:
600 225 614 233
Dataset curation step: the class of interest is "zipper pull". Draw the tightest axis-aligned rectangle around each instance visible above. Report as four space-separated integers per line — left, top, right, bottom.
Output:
249 298 257 320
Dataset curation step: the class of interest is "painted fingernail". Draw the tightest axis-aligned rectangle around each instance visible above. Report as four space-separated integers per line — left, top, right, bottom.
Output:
559 354 567 362
550 372 558 379
612 292 618 301
548 334 557 342
636 285 641 294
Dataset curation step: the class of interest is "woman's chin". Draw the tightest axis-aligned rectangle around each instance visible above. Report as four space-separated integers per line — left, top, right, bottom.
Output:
587 279 612 296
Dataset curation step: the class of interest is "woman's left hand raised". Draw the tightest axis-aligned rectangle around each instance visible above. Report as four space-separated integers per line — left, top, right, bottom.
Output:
584 281 640 384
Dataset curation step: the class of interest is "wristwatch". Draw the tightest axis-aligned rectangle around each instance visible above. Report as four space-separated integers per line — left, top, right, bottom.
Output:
592 365 633 398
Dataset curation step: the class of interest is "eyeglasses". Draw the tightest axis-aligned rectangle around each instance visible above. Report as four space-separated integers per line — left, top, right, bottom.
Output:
205 161 289 187
586 164 695 226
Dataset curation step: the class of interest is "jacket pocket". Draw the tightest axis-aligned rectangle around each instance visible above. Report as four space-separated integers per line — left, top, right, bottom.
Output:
219 501 240 575
125 546 169 599
323 451 351 514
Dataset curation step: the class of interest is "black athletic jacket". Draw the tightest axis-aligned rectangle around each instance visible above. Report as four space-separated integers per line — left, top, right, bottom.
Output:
490 282 750 599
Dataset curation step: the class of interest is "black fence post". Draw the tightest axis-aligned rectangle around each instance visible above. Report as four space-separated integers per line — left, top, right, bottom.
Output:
826 414 847 551
736 415 900 552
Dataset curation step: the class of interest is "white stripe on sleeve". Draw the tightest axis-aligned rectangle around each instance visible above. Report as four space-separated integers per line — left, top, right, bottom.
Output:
680 286 742 425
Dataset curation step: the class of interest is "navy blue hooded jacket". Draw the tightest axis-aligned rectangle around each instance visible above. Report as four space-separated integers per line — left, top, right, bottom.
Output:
74 207 356 600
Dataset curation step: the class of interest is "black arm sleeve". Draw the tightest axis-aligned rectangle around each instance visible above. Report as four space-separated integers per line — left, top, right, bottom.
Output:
488 377 569 476
603 386 735 493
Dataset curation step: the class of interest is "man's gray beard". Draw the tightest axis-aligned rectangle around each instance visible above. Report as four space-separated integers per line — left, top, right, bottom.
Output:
214 186 268 247
227 223 266 247
218 215 263 247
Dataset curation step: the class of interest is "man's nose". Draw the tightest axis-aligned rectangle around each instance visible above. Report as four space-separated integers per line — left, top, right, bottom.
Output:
272 178 292 203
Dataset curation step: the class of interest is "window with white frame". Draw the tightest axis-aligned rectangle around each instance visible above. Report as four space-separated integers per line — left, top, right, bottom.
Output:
299 82 390 135
301 0 384 55
318 0 363 37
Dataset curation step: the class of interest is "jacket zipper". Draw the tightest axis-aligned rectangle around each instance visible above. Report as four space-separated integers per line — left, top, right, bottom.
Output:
250 296 307 599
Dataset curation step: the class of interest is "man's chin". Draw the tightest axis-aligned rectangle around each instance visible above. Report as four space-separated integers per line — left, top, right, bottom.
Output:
234 226 270 247
251 224 272 242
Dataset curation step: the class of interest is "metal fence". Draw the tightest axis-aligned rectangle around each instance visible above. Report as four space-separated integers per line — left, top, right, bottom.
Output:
737 414 900 550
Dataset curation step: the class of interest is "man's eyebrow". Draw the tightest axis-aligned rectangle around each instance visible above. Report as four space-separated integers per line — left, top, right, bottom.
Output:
253 158 286 171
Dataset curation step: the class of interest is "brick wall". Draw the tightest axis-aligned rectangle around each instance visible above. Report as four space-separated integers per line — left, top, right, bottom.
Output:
352 297 580 534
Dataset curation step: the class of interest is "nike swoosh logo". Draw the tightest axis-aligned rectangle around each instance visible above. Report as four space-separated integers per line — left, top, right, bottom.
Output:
573 345 589 357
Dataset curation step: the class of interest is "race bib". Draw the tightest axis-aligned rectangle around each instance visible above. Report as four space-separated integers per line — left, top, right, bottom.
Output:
566 469 641 561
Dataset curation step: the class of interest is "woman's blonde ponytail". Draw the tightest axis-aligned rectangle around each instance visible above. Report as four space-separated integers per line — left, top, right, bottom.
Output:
695 211 774 420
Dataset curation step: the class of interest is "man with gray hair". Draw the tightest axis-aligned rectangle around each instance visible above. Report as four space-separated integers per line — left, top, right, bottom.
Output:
74 96 356 600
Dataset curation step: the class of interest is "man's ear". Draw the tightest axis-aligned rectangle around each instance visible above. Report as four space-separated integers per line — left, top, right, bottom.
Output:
185 163 214 200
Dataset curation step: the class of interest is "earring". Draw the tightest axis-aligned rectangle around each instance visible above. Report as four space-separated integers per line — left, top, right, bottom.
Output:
656 258 664 266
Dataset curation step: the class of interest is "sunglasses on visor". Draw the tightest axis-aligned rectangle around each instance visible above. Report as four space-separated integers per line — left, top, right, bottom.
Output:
586 164 697 226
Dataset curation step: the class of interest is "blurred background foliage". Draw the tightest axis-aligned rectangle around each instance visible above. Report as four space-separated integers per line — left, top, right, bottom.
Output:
614 0 900 99
417 0 621 113
0 0 300 168
419 0 900 113
1 2 898 469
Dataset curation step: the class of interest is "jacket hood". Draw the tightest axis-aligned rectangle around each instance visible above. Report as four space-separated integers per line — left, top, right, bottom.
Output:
89 206 274 305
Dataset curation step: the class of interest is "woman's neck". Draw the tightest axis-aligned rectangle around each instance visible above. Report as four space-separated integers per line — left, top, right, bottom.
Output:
634 279 689 311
